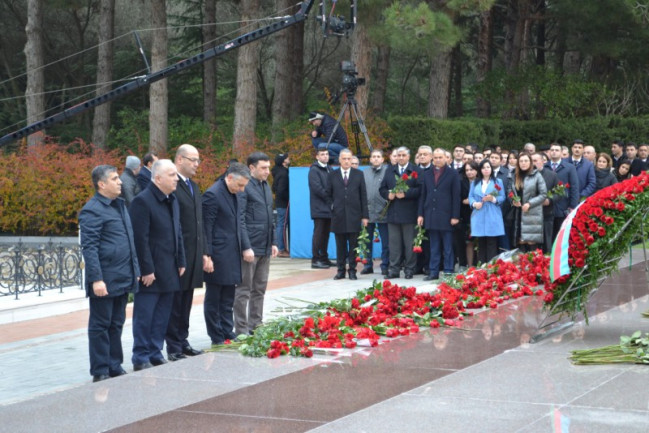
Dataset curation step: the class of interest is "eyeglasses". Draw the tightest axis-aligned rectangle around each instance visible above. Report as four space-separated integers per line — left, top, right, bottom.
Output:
182 156 200 164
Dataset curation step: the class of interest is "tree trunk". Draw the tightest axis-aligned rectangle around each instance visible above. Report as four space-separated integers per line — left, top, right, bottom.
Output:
233 0 260 155
503 0 529 119
476 8 493 118
427 50 452 119
271 0 293 142
451 46 463 117
202 0 217 128
370 44 390 114
535 0 546 66
290 19 304 119
149 0 167 155
24 0 45 146
351 22 372 116
91 0 115 149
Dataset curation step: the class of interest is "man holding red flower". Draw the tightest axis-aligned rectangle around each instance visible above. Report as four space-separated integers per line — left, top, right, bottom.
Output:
379 146 422 279
545 143 580 240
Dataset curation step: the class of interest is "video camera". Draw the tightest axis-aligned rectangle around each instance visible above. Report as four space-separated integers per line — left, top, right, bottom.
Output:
316 0 357 37
340 60 365 96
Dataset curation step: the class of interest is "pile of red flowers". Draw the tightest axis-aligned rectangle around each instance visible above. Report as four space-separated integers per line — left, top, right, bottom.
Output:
227 250 551 359
544 172 649 317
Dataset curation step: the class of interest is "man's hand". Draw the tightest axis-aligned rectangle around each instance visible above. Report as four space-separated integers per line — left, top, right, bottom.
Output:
388 192 396 200
543 198 550 206
141 273 155 287
311 130 318 138
271 245 279 258
179 267 185 277
395 191 405 199
203 255 214 273
450 218 459 226
417 216 424 226
92 281 108 297
361 218 369 227
243 249 255 263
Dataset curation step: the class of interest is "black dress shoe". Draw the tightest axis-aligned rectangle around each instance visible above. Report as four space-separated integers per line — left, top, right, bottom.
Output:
381 269 389 276
348 270 358 280
182 346 204 356
333 271 346 280
109 368 127 377
150 358 168 366
168 353 187 362
423 274 439 281
384 273 399 279
133 362 153 371
326 260 336 267
92 374 110 383
405 273 413 279
360 268 373 275
311 261 330 269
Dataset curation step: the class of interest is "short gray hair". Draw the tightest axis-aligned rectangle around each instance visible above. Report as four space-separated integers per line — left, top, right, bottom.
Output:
125 155 140 170
226 162 251 180
339 148 353 157
151 159 175 179
396 146 410 154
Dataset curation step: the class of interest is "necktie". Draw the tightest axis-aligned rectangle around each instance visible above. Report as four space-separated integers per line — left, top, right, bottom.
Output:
400 167 404 175
186 178 193 196
551 162 557 171
343 171 348 186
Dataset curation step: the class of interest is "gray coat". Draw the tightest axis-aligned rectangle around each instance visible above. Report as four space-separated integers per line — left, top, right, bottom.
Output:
509 169 547 244
240 177 276 256
119 168 140 207
363 165 388 223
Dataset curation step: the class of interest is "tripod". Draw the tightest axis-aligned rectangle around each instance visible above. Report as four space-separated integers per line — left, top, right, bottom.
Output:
327 92 373 160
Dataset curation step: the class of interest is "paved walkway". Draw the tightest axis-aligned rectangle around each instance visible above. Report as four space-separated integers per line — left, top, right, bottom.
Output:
1 254 648 432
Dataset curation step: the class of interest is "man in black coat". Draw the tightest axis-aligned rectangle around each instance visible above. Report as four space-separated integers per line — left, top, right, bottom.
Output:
379 146 422 279
308 146 333 269
532 152 559 253
137 152 158 191
165 144 209 362
271 153 290 257
79 165 140 382
129 159 186 371
202 162 251 345
327 149 369 280
309 111 348 164
546 143 580 240
418 149 461 280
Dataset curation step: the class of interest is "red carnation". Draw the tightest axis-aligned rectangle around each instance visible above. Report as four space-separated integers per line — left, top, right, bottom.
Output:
413 246 423 253
355 257 361 262
401 173 409 180
565 183 570 188
494 183 502 191
508 191 514 198
411 171 418 179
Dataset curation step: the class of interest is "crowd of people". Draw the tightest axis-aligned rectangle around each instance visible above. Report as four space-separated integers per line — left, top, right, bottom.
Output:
78 106 647 382
308 139 648 281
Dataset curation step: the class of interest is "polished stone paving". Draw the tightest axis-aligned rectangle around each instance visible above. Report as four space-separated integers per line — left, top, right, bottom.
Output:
0 255 648 432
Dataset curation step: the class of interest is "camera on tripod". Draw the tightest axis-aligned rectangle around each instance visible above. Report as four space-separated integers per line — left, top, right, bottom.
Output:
340 60 365 96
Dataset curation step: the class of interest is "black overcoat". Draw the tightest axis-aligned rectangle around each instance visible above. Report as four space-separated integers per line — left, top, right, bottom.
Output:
327 167 369 234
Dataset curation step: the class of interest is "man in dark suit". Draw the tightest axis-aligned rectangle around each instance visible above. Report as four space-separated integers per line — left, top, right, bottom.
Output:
418 149 461 280
632 143 649 176
379 146 422 279
79 165 140 382
137 152 158 191
234 152 278 336
546 143 580 240
327 149 369 280
566 140 596 199
164 144 209 362
129 159 186 371
202 162 251 345
308 146 333 269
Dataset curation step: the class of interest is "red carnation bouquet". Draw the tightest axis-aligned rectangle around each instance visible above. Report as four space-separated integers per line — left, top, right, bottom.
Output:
547 181 569 199
380 170 419 218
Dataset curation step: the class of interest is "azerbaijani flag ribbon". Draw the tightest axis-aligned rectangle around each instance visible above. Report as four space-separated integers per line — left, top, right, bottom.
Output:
550 201 585 282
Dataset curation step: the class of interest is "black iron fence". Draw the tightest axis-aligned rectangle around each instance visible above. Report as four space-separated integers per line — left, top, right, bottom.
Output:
0 237 83 299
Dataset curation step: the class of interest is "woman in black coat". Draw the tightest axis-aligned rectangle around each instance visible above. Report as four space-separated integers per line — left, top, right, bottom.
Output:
458 161 479 268
594 153 617 192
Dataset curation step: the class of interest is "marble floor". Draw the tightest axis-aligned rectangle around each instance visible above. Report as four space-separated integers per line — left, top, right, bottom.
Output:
1 259 648 433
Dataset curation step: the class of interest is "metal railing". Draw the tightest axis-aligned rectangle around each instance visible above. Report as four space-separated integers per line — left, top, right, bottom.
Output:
0 238 83 299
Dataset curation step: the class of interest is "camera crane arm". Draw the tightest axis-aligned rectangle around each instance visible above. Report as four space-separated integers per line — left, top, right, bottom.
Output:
0 0 317 147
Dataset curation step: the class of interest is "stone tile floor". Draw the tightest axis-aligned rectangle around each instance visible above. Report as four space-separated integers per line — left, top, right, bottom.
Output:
0 255 648 432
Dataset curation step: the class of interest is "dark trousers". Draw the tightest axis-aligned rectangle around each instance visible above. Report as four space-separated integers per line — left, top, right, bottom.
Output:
132 291 174 365
364 222 389 271
542 216 554 253
416 237 431 274
477 236 499 264
204 283 236 344
428 229 455 275
334 232 359 271
88 293 128 376
452 223 468 267
165 288 194 355
312 218 331 263
388 223 416 275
